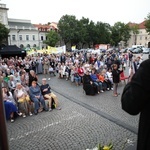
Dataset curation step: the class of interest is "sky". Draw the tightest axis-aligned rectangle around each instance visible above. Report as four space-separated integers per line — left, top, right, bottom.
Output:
1 0 150 25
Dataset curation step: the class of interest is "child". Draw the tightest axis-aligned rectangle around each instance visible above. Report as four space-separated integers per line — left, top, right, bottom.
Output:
112 64 123 97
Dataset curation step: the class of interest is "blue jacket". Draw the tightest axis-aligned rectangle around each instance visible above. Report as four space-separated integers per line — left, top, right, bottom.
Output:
29 85 42 99
90 74 98 82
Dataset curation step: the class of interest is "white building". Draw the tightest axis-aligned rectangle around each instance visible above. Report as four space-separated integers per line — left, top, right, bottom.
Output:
0 3 8 26
122 22 150 48
0 2 58 49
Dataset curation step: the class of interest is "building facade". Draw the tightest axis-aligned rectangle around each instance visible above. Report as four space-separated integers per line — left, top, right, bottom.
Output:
0 2 58 49
127 21 150 48
0 3 8 26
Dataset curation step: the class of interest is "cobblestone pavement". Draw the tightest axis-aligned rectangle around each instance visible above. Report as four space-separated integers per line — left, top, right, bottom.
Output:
7 54 148 150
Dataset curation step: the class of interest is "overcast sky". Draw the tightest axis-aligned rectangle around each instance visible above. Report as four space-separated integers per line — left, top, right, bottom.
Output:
1 0 150 25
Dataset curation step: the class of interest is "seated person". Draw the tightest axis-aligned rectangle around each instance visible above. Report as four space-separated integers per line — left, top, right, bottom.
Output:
2 88 21 123
14 72 21 83
3 87 16 105
49 65 56 76
14 83 33 117
97 71 107 91
8 75 17 94
1 77 9 89
29 81 47 115
64 64 71 81
83 70 97 95
70 66 75 83
40 78 61 111
106 68 113 85
102 69 113 91
74 72 81 86
90 68 104 93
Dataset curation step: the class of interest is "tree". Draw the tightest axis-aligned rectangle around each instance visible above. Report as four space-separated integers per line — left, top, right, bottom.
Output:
95 22 111 45
77 17 90 48
44 30 60 47
110 22 131 47
58 15 78 47
131 24 139 45
0 23 9 45
145 13 150 34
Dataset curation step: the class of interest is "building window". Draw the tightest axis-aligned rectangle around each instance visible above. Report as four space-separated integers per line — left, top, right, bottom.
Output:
140 36 142 40
145 37 147 40
19 35 22 41
32 35 35 40
33 44 36 47
26 35 29 41
20 44 24 48
41 36 43 41
12 35 16 41
27 44 30 48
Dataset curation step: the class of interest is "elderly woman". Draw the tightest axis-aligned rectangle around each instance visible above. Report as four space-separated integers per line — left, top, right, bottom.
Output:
29 81 47 115
29 70 38 86
8 75 17 94
14 83 33 117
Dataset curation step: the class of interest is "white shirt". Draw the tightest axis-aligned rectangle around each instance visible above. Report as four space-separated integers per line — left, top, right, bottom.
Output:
17 89 24 97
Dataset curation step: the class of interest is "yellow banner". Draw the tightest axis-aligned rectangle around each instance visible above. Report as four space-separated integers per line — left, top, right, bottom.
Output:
27 46 66 55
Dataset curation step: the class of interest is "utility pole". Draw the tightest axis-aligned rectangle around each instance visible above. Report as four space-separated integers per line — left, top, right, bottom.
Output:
0 78 9 150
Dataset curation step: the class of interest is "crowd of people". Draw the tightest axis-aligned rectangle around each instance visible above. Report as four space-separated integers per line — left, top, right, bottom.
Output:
0 49 143 122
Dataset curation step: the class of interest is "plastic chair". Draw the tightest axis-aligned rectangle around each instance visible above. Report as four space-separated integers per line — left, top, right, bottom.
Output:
120 72 129 84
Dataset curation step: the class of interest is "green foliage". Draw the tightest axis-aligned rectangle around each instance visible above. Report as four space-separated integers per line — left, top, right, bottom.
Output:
58 15 111 48
95 22 111 45
44 30 60 47
0 23 9 45
110 22 131 46
145 12 150 34
58 15 78 45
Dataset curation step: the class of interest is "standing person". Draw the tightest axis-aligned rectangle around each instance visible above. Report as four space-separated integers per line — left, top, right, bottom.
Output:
112 64 123 97
43 57 50 80
29 70 38 87
60 53 66 64
36 57 43 74
121 59 150 150
128 51 133 67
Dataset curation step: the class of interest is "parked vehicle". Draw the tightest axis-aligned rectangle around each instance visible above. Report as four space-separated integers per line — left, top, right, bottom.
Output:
132 45 144 49
128 47 135 53
120 48 128 53
143 48 150 54
132 48 143 54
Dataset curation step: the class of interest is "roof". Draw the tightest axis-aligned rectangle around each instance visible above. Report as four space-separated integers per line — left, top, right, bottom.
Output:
33 23 58 31
33 24 50 29
138 21 146 29
8 21 36 30
128 21 146 29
